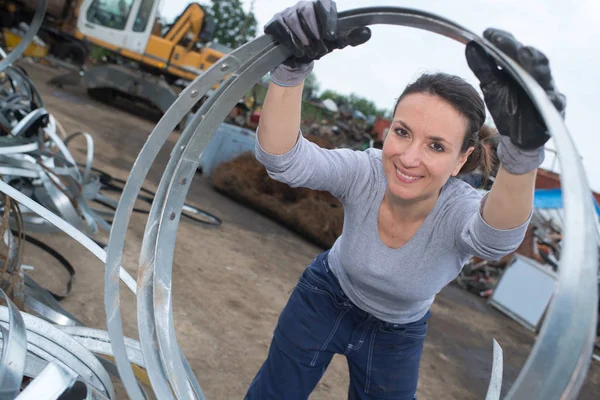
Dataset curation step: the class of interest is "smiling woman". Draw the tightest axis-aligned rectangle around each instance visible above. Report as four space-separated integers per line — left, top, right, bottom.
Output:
382 72 498 208
244 1 568 399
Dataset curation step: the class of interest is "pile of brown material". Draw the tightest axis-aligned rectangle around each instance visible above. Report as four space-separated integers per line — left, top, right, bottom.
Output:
211 135 344 249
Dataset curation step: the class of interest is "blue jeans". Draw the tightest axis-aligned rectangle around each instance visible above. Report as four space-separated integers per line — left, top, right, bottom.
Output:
245 251 431 399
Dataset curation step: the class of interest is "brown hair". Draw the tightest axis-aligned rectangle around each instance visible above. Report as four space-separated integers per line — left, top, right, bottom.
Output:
393 73 499 178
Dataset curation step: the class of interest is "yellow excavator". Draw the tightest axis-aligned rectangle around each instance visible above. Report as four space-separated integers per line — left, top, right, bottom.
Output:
1 0 230 116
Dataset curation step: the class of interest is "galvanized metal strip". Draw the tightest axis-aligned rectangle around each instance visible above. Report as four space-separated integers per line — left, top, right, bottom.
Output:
0 180 137 293
24 274 84 326
57 326 145 369
25 295 80 327
141 41 281 399
43 114 83 183
144 42 285 400
0 142 39 155
0 308 114 398
106 36 271 400
15 360 77 400
36 165 86 232
11 108 48 137
5 328 109 395
0 0 46 72
0 289 27 399
101 48 249 400
138 76 235 400
486 339 504 400
0 167 40 178
63 131 95 184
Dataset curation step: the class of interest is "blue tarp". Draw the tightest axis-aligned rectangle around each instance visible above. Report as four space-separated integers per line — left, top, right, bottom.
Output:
534 188 600 216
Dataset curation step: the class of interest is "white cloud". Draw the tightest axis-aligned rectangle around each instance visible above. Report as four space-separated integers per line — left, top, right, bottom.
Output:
161 0 600 193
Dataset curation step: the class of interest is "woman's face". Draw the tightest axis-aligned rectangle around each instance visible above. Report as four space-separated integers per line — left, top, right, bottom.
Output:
382 93 474 203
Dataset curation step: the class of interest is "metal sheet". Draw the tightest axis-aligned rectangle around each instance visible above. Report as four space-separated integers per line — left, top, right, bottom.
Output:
490 256 557 331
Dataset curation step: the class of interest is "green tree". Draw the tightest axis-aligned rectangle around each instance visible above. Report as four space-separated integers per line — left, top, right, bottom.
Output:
204 0 257 48
348 94 378 117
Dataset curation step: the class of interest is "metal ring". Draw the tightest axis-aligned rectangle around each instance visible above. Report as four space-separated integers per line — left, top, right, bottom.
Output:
0 307 115 398
106 6 596 399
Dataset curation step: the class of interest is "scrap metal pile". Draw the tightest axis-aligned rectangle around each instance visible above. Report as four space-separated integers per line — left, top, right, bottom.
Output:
0 63 113 236
455 209 563 298
0 4 596 400
302 114 375 150
0 2 219 397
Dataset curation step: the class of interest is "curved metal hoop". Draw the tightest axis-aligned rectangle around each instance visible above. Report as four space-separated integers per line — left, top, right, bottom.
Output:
100 6 597 400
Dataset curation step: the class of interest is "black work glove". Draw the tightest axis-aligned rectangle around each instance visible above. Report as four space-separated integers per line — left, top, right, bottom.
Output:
264 0 371 86
466 28 567 174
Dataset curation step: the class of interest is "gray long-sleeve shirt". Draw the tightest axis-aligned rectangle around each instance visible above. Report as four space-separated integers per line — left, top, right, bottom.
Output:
255 133 529 323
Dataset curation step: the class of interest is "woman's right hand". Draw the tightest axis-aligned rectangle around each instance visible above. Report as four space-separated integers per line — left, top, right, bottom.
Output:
264 0 372 86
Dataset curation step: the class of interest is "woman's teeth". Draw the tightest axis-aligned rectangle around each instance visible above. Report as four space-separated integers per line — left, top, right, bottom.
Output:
396 168 422 182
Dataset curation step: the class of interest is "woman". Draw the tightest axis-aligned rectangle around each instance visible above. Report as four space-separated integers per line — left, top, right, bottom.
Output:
245 1 566 399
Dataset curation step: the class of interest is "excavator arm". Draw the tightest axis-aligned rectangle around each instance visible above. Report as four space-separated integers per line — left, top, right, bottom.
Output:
143 2 222 81
163 3 206 50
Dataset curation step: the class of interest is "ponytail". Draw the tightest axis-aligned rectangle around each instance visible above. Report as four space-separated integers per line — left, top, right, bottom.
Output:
458 124 499 179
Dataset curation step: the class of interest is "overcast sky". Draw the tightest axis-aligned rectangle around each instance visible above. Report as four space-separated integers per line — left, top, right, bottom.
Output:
161 0 600 193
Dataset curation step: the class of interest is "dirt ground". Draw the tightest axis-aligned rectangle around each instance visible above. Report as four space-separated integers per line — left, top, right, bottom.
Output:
12 60 599 399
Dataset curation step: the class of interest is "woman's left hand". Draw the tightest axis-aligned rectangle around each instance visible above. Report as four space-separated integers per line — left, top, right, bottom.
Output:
465 28 567 151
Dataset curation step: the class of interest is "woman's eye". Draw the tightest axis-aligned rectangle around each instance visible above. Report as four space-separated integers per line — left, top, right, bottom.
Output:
395 128 409 137
430 143 445 152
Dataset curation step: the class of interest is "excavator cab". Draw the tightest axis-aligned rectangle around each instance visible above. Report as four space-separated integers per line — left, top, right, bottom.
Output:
77 0 160 54
77 0 227 80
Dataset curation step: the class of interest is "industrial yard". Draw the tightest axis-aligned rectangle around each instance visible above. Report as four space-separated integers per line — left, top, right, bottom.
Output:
11 58 599 399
